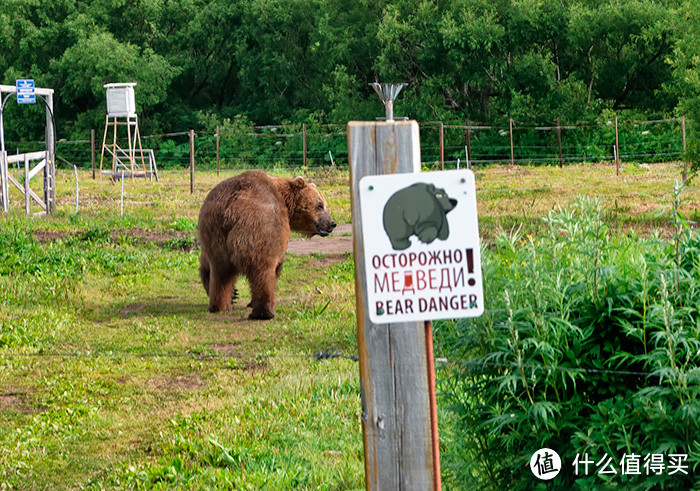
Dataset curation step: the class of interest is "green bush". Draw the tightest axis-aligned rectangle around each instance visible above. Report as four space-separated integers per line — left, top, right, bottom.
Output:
436 196 699 489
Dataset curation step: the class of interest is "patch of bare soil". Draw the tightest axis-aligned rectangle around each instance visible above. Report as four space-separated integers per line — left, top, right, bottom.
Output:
287 223 353 255
149 374 206 392
119 303 147 316
211 344 269 372
0 390 36 413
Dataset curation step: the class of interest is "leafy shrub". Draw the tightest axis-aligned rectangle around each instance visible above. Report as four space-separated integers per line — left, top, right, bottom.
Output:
436 196 699 489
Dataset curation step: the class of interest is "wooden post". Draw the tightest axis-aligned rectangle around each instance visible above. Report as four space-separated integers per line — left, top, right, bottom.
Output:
615 116 620 176
509 118 515 165
556 117 563 168
348 120 440 490
682 116 688 181
216 125 220 176
190 129 195 194
91 129 95 179
439 122 444 170
302 123 307 167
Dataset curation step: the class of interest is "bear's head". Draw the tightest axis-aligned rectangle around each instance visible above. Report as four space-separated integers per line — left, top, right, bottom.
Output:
427 184 457 213
288 177 337 237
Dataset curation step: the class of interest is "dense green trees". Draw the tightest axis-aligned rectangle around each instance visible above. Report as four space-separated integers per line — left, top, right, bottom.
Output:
1 0 698 163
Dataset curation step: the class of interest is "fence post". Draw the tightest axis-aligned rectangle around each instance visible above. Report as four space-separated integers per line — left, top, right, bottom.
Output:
216 125 220 177
465 118 471 166
509 118 515 165
682 116 688 181
302 123 307 167
91 129 96 179
439 122 444 170
348 120 440 491
615 116 620 176
24 154 29 214
190 129 195 194
557 117 563 168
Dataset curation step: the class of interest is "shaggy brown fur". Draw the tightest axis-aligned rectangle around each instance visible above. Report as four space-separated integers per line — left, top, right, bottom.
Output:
198 170 336 319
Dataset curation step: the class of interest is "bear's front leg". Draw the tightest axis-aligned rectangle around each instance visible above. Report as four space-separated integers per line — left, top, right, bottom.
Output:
416 224 439 244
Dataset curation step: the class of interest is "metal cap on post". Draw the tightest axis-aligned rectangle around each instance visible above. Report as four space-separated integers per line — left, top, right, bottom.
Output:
369 83 407 122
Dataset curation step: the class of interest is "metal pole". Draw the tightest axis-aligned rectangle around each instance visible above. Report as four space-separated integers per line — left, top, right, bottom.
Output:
425 321 442 491
0 92 15 213
369 83 407 122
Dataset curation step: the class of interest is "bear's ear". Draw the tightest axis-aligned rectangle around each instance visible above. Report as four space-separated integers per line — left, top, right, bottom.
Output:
291 176 307 189
427 184 436 192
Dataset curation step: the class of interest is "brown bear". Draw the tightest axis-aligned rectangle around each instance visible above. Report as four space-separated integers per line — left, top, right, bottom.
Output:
198 170 336 319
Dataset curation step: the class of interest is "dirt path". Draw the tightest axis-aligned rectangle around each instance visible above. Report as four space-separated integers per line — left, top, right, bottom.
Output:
286 223 353 255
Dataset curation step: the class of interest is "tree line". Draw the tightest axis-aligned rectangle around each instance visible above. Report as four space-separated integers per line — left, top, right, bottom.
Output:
1 0 698 168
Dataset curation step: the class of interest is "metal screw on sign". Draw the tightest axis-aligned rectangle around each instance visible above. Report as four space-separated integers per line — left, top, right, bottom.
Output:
369 83 407 122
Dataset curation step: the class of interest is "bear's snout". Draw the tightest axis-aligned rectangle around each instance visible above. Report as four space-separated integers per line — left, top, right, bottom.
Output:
317 217 337 237
448 198 457 210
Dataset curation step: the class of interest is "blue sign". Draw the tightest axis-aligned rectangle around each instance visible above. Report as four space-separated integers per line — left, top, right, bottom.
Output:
16 79 36 104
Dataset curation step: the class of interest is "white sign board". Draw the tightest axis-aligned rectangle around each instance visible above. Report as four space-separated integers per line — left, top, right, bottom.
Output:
16 79 35 104
359 169 484 324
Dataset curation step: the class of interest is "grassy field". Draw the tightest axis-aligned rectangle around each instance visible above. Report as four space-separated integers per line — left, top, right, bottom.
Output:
0 161 697 489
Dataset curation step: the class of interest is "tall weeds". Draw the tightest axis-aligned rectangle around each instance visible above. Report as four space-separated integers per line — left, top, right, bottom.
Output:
436 196 700 489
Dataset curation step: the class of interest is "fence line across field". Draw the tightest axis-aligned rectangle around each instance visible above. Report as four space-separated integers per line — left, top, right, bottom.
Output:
0 349 686 381
1 116 688 175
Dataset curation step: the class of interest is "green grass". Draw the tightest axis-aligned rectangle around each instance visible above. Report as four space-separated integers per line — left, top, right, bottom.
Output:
0 161 697 488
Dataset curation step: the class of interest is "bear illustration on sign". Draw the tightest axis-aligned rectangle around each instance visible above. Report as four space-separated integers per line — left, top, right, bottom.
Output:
382 182 458 250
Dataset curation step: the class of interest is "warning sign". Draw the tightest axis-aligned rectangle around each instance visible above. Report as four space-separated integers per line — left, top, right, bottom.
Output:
359 169 484 324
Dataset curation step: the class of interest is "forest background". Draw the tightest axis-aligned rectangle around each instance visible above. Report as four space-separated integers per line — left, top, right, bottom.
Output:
1 0 699 169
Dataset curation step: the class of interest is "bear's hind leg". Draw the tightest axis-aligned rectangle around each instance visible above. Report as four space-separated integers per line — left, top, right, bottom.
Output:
247 266 278 320
199 253 211 295
208 267 237 313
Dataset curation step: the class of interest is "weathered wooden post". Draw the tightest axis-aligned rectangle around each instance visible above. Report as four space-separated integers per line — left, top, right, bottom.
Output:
349 116 439 490
350 83 484 491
